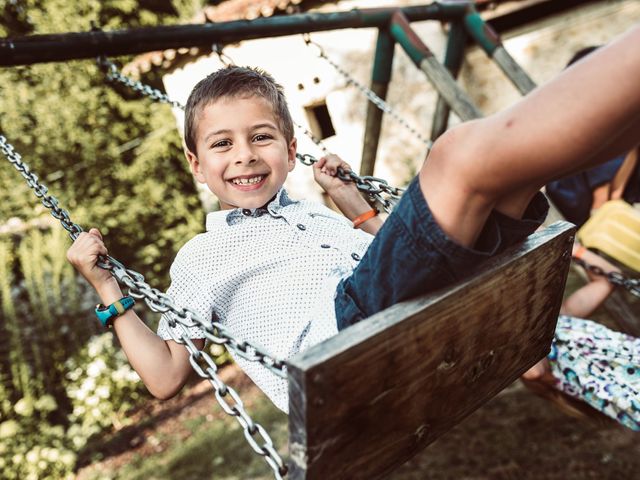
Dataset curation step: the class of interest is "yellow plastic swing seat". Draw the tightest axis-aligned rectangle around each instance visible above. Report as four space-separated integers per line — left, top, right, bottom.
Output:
577 200 640 272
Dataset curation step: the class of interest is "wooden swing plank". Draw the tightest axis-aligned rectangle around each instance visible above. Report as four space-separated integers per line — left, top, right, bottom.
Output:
287 221 575 480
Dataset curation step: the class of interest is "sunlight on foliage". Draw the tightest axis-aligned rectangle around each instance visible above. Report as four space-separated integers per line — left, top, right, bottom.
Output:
0 1 219 478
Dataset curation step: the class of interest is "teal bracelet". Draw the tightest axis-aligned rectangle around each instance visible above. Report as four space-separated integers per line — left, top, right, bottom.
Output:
95 296 136 328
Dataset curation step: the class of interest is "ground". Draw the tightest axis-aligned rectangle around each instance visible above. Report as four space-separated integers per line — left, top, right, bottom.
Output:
76 360 639 480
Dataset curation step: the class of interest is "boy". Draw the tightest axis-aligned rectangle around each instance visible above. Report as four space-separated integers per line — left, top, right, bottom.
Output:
67 25 640 413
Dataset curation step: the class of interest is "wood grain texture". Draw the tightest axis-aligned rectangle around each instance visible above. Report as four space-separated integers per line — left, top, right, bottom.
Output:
287 221 575 480
492 47 537 95
419 57 482 121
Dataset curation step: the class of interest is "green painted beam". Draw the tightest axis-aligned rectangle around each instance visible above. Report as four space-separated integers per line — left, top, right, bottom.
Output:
391 11 481 121
463 9 501 55
431 21 468 139
463 7 536 95
371 28 395 84
361 29 395 177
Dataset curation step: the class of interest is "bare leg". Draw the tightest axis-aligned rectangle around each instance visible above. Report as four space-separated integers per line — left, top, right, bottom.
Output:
494 116 640 219
420 25 640 246
610 148 638 200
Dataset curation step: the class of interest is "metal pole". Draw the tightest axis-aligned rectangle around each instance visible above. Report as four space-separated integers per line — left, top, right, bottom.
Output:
360 29 395 177
390 11 481 122
0 3 471 66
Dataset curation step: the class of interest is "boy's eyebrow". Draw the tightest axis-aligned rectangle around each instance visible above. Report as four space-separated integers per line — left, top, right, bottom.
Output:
202 123 278 143
250 122 278 132
203 129 231 143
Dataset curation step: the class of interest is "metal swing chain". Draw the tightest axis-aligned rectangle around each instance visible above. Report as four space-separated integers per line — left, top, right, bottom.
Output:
296 152 403 213
572 257 640 298
97 56 183 109
303 34 433 148
97 57 404 213
0 135 288 479
212 43 236 67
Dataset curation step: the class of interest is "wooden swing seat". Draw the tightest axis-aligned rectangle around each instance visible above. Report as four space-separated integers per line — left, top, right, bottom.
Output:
287 221 575 480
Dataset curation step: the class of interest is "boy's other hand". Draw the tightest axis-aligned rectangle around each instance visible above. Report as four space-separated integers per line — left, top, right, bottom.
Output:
67 228 115 291
312 154 359 197
312 154 381 233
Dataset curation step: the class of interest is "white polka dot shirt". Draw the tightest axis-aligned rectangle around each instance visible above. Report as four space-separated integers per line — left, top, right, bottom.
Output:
157 189 373 412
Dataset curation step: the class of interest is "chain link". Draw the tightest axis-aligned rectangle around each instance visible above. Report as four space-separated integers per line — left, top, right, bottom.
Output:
292 120 331 156
573 257 640 298
212 43 236 67
96 57 404 213
296 152 403 213
303 34 433 149
97 56 184 110
0 136 83 240
0 134 288 479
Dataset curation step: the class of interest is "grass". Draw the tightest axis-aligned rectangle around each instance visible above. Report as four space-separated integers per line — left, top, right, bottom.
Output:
82 393 287 480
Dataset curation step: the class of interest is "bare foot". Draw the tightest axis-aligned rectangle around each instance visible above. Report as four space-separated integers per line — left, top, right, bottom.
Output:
521 359 611 423
522 358 556 385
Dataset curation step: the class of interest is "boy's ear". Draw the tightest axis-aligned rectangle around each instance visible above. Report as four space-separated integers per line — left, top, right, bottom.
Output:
186 149 206 184
287 137 297 172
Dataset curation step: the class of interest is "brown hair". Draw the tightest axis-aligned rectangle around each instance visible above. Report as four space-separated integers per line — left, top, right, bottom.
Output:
184 65 294 154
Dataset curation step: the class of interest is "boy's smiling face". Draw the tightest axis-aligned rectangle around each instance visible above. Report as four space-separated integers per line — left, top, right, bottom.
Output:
187 95 296 210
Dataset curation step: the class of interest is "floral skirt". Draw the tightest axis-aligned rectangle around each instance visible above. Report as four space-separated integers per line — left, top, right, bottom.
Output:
549 315 640 430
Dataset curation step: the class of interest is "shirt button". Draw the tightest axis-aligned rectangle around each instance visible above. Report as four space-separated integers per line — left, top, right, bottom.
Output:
321 244 330 249
242 209 252 216
351 253 361 261
297 224 306 231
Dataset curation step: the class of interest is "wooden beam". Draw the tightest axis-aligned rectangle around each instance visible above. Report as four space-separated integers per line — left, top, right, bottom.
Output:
360 29 395 177
287 221 575 480
391 11 482 121
431 21 468 140
463 11 536 95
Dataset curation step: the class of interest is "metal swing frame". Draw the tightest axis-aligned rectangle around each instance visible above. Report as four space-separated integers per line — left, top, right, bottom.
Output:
0 1 610 478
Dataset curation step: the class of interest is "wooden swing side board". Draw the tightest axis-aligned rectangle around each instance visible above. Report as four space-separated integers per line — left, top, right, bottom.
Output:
287 221 575 480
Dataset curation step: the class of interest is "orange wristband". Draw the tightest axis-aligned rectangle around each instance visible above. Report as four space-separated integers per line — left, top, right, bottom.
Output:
352 209 378 228
573 245 587 260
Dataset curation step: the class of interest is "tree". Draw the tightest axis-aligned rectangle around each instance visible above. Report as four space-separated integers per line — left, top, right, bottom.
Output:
0 2 206 477
0 0 205 288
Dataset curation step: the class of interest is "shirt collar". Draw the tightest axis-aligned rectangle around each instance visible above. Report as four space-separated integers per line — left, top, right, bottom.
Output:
205 188 297 230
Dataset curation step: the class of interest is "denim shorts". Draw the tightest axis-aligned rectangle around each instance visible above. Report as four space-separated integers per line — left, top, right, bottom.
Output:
334 177 549 330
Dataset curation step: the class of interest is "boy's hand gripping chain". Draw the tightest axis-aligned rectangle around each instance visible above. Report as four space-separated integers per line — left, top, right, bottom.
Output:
97 57 404 213
297 152 403 213
572 257 640 298
0 135 288 479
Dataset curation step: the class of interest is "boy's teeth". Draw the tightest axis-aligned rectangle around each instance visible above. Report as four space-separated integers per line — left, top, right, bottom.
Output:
232 175 264 185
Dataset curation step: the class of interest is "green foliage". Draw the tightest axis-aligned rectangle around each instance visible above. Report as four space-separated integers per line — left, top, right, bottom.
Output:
1 228 89 400
82 394 287 480
0 333 145 480
0 226 150 480
0 1 226 477
65 333 147 450
0 0 205 289
0 392 76 480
